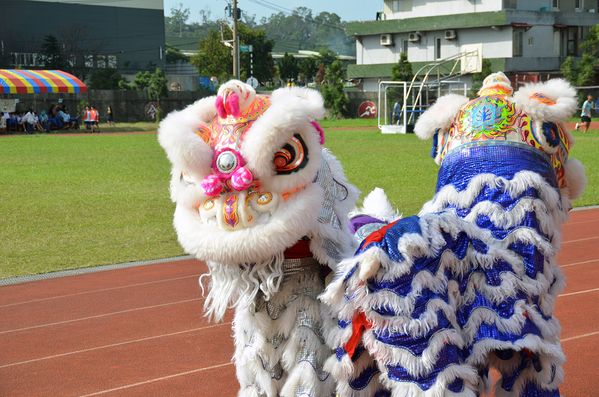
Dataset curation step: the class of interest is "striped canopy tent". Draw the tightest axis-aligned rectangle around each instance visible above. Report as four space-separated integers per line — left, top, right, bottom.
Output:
0 69 87 94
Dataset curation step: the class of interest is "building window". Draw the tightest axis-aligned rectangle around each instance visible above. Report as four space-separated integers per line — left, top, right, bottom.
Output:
11 53 39 67
108 55 117 68
384 0 411 13
402 39 408 55
513 29 524 57
552 0 559 10
503 0 517 9
435 37 442 59
567 27 578 56
528 37 534 46
97 55 106 68
575 0 583 9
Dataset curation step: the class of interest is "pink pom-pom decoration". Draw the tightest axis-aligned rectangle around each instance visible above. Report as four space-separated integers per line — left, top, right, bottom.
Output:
231 167 253 191
227 93 241 118
215 95 228 119
201 174 223 197
216 92 241 119
310 121 325 145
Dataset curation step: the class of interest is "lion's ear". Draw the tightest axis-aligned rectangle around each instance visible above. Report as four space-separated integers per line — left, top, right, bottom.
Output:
512 79 577 125
414 94 469 140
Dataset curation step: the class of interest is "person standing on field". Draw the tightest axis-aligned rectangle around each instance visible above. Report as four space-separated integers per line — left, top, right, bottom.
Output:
90 106 100 133
576 94 595 134
106 105 116 127
84 106 91 132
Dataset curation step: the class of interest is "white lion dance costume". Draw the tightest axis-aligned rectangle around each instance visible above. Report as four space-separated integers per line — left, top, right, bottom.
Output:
322 73 586 396
158 80 359 396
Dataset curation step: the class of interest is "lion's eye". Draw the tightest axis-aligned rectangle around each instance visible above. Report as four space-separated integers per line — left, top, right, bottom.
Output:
274 134 309 174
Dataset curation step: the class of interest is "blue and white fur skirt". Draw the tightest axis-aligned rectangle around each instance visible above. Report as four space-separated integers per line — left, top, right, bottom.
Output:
322 142 567 397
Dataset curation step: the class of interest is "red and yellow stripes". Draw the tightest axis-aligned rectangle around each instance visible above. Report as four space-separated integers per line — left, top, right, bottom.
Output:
0 69 87 94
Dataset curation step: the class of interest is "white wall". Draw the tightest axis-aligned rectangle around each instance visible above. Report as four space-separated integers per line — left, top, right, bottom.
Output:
385 0 502 19
360 27 513 65
359 35 402 65
521 26 556 57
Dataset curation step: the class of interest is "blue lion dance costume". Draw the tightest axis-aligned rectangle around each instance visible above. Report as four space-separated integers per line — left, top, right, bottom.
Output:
321 73 587 396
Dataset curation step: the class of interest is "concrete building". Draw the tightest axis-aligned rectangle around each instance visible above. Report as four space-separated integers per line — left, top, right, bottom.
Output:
0 0 166 76
348 0 599 91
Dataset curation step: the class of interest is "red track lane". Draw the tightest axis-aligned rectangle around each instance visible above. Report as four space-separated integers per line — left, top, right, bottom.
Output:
1 209 598 396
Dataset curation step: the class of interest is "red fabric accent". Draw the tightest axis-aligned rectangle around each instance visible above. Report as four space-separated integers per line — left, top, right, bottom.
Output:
344 312 371 359
284 240 312 259
361 219 401 248
523 348 534 358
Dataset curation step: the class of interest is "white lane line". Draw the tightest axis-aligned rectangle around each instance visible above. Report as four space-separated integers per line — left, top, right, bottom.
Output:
0 322 231 369
0 298 204 335
562 331 599 342
561 259 599 268
77 362 234 397
559 287 599 297
563 236 599 244
0 275 203 308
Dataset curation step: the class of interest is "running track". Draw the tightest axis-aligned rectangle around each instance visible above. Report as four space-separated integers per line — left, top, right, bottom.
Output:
1 208 598 396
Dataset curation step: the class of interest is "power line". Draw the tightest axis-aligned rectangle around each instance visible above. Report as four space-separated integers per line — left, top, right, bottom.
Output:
245 0 347 33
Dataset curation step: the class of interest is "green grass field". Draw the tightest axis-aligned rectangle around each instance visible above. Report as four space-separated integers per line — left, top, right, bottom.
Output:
1 127 597 278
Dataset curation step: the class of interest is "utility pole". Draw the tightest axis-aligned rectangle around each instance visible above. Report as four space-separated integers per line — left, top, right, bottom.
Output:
233 0 240 79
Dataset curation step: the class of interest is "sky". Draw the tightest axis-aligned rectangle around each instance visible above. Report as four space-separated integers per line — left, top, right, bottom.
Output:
163 0 383 24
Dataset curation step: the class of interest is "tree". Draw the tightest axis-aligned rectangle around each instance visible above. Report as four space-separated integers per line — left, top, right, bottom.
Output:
191 25 274 85
148 68 169 104
278 52 299 83
170 3 190 37
257 8 354 56
321 60 349 118
560 24 599 100
238 23 275 84
316 63 326 86
190 30 233 83
299 58 318 84
58 24 108 81
314 49 338 68
166 44 190 64
388 53 415 108
469 58 493 98
39 35 65 70
88 68 127 90
391 52 414 82
119 71 151 90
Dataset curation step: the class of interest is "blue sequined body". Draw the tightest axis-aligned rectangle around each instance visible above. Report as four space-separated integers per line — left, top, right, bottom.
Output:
340 142 563 396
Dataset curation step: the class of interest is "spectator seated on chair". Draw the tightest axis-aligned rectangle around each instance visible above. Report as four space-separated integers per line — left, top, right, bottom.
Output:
64 108 79 130
56 108 69 129
39 110 50 132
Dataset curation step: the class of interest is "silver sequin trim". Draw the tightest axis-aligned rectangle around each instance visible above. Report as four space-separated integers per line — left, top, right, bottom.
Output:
315 158 348 230
283 257 322 280
355 222 387 244
296 342 330 382
247 382 267 397
255 257 323 320
258 355 284 380
321 238 342 261
268 334 286 349
294 384 315 397
245 332 257 348
296 311 325 344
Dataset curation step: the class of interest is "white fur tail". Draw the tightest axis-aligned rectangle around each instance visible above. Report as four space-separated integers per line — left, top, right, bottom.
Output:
352 188 401 222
